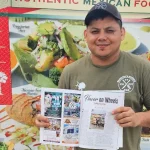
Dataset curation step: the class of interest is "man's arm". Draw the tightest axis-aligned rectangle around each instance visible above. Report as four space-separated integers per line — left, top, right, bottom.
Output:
112 107 150 128
137 111 150 127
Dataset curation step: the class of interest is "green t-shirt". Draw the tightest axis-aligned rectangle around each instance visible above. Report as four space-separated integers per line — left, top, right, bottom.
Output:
59 51 150 150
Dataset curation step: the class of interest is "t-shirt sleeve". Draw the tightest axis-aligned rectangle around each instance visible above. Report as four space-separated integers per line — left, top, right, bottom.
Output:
142 62 150 110
58 66 70 89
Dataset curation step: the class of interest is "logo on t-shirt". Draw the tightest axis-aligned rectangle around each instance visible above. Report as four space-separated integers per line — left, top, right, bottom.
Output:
76 81 86 90
117 75 136 93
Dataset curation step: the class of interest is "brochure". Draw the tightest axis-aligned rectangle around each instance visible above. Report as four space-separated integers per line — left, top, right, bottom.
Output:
40 88 125 150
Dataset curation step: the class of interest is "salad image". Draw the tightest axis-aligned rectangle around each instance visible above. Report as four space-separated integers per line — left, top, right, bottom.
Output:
0 142 14 150
12 20 150 88
13 21 86 88
0 142 8 150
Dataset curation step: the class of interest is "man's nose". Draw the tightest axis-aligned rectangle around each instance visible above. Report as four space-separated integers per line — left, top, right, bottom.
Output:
97 31 107 41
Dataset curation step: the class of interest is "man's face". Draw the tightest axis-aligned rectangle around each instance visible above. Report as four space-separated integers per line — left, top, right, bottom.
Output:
84 16 125 60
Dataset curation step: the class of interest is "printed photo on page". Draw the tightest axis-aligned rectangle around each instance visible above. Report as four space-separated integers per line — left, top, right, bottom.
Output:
40 88 82 147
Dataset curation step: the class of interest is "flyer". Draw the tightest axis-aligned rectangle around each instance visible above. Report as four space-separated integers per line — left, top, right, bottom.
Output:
40 88 125 150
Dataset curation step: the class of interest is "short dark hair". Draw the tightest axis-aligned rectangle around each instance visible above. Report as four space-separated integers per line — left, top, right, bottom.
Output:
84 9 122 28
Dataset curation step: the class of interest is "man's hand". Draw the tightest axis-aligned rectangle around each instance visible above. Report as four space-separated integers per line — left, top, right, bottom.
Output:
35 114 50 128
112 107 141 127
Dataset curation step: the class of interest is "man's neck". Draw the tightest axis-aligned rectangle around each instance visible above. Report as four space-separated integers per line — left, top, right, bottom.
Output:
90 51 121 66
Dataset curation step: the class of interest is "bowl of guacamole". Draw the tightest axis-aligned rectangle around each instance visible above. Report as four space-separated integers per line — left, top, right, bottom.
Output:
140 26 150 33
120 28 141 53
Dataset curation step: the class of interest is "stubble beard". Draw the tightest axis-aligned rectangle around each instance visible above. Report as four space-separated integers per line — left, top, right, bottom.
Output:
91 48 120 65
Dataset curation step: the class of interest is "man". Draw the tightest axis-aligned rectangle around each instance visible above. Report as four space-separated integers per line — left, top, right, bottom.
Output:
35 2 150 150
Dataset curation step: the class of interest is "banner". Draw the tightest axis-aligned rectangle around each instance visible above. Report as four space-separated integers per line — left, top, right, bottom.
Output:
1 16 150 149
11 0 150 13
0 0 150 19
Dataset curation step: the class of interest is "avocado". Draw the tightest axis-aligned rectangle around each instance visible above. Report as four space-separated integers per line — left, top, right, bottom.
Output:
17 39 32 51
37 22 55 35
35 51 54 72
60 28 82 60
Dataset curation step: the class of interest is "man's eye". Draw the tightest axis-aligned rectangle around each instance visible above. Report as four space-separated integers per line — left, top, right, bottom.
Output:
91 31 98 34
106 30 115 33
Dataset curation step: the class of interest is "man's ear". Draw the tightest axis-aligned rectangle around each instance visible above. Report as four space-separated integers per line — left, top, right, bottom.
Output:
121 27 125 41
84 29 87 40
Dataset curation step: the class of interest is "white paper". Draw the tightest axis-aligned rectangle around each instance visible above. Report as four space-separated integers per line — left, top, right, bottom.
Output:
79 91 124 150
40 88 124 150
40 88 82 147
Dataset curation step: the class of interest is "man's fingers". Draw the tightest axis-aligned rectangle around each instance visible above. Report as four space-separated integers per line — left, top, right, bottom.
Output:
35 119 50 128
119 122 133 127
112 107 140 127
112 107 131 115
35 114 50 127
37 114 49 123
117 116 131 124
115 111 134 120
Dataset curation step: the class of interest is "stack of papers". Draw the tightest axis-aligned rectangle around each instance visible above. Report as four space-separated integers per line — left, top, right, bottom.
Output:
40 88 125 150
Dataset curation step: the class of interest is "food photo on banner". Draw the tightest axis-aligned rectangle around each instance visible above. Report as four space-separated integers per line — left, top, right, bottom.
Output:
0 16 150 150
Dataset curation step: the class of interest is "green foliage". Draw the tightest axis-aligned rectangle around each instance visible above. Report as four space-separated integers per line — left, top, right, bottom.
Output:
0 142 8 150
27 36 38 50
49 67 63 85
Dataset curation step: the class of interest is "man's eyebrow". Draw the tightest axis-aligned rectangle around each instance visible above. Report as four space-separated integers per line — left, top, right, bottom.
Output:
89 26 117 30
104 26 116 29
90 27 99 30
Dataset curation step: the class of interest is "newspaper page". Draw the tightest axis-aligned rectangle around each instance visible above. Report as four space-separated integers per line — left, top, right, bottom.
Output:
79 90 125 150
40 88 82 147
40 89 124 149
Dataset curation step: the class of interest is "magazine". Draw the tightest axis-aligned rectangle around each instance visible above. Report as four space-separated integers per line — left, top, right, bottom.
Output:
40 88 125 150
